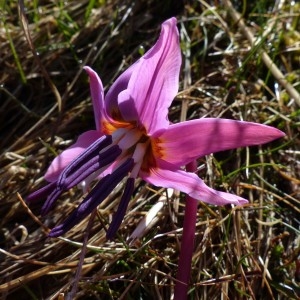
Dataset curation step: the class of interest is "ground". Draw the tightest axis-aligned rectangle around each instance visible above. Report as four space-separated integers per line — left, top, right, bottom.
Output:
0 0 299 299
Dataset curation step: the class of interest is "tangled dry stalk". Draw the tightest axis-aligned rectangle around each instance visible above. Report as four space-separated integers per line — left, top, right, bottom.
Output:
1 0 299 299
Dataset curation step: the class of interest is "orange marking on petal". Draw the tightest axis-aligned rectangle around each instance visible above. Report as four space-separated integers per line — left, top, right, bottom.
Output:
102 120 135 135
150 137 165 159
140 137 164 172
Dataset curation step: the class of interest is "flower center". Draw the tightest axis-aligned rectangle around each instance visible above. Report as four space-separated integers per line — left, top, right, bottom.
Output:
112 127 153 178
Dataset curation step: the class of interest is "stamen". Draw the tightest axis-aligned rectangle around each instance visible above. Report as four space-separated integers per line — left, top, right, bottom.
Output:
26 182 56 203
60 144 122 190
57 135 112 189
41 187 66 215
48 158 134 237
130 142 148 178
106 177 135 240
111 128 128 143
117 128 143 150
41 144 122 215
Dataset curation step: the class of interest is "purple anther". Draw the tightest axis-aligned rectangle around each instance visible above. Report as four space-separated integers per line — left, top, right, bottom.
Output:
40 144 122 215
26 182 56 203
106 177 135 240
57 135 112 189
48 158 134 237
59 144 122 191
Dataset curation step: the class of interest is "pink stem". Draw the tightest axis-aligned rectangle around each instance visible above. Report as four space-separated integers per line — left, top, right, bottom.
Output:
174 160 198 300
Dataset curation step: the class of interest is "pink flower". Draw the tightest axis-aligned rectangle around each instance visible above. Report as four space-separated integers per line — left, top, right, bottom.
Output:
27 18 284 239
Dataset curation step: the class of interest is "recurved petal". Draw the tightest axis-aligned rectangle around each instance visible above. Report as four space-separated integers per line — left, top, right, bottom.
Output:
84 66 109 130
44 130 102 182
117 17 182 136
140 166 248 206
157 118 285 166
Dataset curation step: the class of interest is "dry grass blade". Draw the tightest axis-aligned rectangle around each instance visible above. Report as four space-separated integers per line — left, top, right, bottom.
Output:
18 0 62 112
223 0 300 106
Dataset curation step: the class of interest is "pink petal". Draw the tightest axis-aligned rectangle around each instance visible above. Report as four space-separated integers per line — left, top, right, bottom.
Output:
158 118 285 166
140 165 248 206
105 63 137 121
44 130 102 182
84 66 110 131
117 17 182 136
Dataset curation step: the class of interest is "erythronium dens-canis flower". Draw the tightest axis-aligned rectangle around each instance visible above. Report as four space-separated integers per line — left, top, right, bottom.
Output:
27 17 285 239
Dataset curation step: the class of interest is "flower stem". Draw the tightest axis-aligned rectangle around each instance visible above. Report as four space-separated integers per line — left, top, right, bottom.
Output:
174 160 198 300
66 210 97 300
